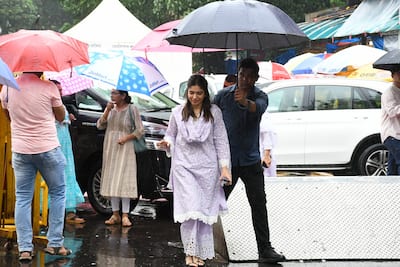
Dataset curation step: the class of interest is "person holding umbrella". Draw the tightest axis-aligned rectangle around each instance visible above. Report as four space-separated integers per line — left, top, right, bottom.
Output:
380 67 400 175
213 58 286 263
373 49 400 175
0 72 71 261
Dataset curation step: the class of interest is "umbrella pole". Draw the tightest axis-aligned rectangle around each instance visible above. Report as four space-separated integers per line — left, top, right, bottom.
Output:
236 33 239 76
202 48 206 74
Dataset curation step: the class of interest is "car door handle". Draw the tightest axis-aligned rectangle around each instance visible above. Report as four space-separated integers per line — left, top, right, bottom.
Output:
82 122 97 127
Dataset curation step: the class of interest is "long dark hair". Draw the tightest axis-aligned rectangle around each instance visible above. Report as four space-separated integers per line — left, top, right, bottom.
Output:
182 74 213 122
117 90 132 104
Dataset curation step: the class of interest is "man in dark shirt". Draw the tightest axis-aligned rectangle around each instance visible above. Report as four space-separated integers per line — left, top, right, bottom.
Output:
213 58 286 263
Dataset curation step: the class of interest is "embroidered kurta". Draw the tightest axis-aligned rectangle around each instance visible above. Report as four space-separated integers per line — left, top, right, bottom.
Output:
97 104 144 199
164 104 230 225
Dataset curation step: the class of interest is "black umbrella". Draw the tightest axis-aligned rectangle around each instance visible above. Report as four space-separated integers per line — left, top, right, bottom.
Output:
373 48 400 71
166 0 308 73
166 0 308 51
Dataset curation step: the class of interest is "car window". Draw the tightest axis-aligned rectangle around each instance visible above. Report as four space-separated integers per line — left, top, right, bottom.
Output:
92 87 176 112
76 92 103 111
267 86 305 112
314 85 352 110
353 87 382 109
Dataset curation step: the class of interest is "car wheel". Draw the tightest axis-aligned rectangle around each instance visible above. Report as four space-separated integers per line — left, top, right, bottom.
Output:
87 162 139 216
357 143 388 176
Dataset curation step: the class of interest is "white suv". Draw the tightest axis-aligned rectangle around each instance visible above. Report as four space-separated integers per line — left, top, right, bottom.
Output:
260 78 389 176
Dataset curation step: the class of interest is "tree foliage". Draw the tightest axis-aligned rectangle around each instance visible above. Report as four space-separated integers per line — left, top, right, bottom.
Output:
0 0 348 34
58 0 346 30
0 0 38 34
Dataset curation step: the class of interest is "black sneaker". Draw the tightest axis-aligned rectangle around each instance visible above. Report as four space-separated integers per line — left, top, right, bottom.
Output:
258 247 286 263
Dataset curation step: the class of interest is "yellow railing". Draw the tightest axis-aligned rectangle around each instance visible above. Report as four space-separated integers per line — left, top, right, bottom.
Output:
0 86 48 242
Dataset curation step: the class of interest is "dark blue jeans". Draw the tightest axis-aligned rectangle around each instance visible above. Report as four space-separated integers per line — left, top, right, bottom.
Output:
384 136 400 175
224 162 271 254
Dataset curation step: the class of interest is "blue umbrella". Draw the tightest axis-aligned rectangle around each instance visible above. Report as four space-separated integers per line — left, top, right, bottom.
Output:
0 57 19 90
291 53 328 75
75 50 169 95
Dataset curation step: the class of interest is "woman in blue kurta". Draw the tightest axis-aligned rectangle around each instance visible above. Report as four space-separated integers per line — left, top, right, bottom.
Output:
158 74 231 266
51 79 85 224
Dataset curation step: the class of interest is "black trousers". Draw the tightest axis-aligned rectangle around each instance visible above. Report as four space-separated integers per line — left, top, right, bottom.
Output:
224 162 271 253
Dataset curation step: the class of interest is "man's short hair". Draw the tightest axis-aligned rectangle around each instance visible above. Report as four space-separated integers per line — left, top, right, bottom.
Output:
225 74 237 83
390 67 400 75
239 58 259 76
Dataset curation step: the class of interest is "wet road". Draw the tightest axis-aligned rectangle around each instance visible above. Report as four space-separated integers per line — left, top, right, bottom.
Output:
1 199 399 267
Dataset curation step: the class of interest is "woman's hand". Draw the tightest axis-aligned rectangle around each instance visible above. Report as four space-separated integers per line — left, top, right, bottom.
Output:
262 149 272 168
118 135 130 145
106 102 114 111
220 166 232 186
156 140 170 150
69 113 76 121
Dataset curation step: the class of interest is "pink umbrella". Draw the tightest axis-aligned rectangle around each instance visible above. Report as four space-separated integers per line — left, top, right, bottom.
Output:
132 20 220 55
44 69 93 96
258 61 291 80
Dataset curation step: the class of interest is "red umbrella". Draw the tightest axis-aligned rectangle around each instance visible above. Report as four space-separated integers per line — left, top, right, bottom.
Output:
132 20 221 54
0 29 90 72
258 61 291 80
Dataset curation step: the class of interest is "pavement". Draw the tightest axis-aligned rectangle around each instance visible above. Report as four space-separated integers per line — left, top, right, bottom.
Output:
0 198 399 266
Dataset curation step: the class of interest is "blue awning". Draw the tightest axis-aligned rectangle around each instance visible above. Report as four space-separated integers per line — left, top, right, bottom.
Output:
335 0 400 37
298 16 348 40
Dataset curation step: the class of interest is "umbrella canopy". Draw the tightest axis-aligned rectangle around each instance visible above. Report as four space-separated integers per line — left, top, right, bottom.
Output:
291 53 331 75
347 64 392 82
373 48 400 71
132 19 220 53
0 29 90 72
284 52 315 73
165 0 308 50
313 45 387 74
0 57 19 90
258 61 291 80
44 69 94 96
75 50 169 95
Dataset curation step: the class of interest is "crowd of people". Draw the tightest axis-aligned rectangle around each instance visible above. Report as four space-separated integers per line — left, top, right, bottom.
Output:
0 58 288 265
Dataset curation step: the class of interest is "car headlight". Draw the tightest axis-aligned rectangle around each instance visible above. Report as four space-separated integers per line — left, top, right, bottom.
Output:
143 121 167 136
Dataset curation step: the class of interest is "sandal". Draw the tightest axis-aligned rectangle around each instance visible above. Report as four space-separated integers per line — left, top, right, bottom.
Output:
185 255 198 267
105 215 121 225
122 216 132 227
193 256 205 266
19 251 33 262
43 246 72 256
66 213 86 224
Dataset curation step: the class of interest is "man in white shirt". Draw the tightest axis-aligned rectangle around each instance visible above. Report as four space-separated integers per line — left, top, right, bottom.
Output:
381 68 400 175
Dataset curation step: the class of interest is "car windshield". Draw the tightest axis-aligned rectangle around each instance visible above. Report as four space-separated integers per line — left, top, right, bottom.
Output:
94 88 177 111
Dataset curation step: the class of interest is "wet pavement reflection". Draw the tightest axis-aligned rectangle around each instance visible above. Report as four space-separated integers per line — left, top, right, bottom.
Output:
1 199 399 266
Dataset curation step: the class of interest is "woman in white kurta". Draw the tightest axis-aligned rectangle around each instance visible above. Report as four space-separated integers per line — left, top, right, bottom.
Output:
158 75 232 266
97 89 144 227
